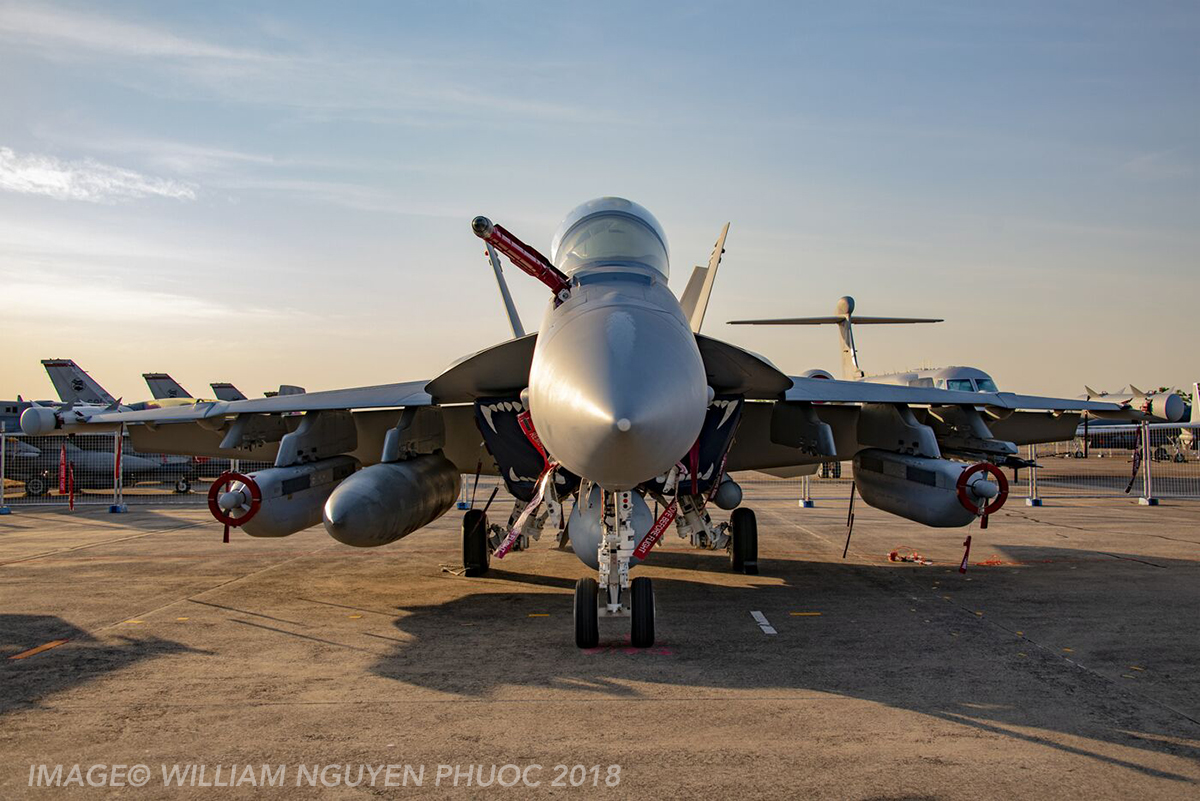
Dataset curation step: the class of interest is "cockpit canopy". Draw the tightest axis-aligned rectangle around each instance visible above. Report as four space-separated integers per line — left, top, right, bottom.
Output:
550 197 669 278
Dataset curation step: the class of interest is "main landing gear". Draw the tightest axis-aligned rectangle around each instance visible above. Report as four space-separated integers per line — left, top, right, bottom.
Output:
462 508 489 577
728 507 758 575
573 488 656 649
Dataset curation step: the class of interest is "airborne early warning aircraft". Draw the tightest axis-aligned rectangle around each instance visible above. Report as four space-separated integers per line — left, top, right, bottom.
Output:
24 198 1155 649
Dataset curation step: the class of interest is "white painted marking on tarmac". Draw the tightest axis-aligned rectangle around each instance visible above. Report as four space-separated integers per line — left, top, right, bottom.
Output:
750 610 776 635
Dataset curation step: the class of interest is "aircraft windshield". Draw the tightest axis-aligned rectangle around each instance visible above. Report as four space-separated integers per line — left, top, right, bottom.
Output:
946 379 975 392
551 198 669 277
976 378 998 393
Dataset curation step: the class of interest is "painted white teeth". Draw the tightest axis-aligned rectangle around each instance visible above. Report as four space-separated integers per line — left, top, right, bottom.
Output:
717 399 739 429
481 404 498 433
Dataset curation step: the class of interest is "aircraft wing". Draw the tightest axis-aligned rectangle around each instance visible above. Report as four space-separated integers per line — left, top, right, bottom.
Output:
727 376 1131 473
80 380 432 425
784 376 1124 412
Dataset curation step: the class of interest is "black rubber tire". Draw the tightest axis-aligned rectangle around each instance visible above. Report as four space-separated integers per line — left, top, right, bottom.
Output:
462 509 489 577
1154 447 1169 462
25 475 49 497
174 478 191 494
630 576 655 648
730 507 759 575
1175 453 1186 463
574 577 599 649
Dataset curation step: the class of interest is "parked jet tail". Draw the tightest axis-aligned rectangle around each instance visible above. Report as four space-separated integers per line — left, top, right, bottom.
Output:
143 373 191 400
210 382 247 401
41 359 116 405
679 223 730 333
728 296 941 380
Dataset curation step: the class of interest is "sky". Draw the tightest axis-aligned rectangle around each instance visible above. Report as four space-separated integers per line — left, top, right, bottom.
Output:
0 0 1196 402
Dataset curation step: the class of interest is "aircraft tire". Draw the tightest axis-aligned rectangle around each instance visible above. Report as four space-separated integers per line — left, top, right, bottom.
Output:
730 507 758 575
574 577 599 649
174 478 191 494
1175 453 1186 463
630 576 655 648
462 509 490 577
1154 447 1169 462
25 475 49 497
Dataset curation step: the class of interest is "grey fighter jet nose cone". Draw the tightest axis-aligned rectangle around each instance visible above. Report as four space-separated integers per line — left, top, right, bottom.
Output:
529 304 708 490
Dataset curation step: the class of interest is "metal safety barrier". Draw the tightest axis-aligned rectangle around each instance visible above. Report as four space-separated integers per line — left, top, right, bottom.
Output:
0 428 272 510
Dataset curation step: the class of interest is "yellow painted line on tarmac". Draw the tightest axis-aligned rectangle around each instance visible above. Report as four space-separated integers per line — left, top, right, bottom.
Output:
124 620 144 624
974 611 984 617
1130 665 1145 671
528 613 550 618
1063 647 1074 653
1017 652 1027 658
789 612 822 616
348 615 363 619
176 617 189 621
9 639 69 660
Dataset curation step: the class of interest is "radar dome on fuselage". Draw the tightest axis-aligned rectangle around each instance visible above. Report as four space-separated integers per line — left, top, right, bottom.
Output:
550 197 669 278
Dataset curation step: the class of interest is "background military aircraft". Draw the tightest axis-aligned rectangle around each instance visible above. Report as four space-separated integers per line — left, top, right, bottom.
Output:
49 197 1144 650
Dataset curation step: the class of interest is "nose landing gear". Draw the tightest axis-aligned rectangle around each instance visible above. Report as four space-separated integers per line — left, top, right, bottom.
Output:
573 489 656 649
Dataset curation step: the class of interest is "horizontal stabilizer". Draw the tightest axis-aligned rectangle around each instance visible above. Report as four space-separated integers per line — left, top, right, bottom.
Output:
728 316 942 325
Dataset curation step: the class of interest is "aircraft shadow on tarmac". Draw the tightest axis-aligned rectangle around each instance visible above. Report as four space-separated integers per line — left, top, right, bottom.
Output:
0 613 204 717
367 544 1200 783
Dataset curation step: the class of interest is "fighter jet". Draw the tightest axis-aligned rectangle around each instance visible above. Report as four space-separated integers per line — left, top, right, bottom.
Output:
35 197 1140 649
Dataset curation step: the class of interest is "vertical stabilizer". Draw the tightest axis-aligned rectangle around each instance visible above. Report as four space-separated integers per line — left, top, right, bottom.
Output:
684 223 729 333
485 243 525 339
143 373 191 400
41 359 115 405
1192 382 1199 423
210 382 247 401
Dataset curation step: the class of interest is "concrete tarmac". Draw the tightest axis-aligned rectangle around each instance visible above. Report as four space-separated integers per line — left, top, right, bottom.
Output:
1 494 1198 798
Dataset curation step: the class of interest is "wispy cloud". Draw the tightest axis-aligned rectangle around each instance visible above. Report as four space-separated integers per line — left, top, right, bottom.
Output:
0 3 599 125
0 146 197 203
0 4 268 61
1121 149 1195 181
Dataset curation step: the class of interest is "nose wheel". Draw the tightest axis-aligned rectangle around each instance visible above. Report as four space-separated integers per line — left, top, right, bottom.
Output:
574 577 599 648
573 488 657 649
630 576 655 647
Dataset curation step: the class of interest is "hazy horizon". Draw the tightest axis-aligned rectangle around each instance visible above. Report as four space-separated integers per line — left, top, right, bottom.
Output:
2 1 1197 402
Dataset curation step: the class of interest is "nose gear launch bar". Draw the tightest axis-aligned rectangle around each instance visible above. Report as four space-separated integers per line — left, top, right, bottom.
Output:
471 216 571 301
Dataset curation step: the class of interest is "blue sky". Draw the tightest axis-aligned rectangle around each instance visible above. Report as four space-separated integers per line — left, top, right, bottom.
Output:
1 1 1196 400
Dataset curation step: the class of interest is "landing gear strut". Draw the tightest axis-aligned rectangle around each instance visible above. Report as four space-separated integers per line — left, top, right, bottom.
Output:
573 488 656 649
